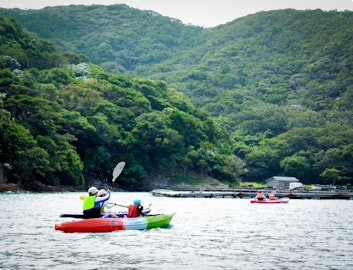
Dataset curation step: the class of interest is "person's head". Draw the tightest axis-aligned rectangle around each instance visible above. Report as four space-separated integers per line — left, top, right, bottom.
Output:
88 186 98 196
133 199 141 205
98 189 107 197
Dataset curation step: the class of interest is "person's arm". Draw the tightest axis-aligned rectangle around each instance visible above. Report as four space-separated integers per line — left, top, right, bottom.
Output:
95 191 111 203
94 192 111 209
104 201 114 209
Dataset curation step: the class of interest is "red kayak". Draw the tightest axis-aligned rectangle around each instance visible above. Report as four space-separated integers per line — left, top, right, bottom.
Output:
250 198 289 204
55 213 175 233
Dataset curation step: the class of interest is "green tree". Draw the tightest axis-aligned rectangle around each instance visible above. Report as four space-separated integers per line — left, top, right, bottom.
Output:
280 155 310 181
320 168 341 186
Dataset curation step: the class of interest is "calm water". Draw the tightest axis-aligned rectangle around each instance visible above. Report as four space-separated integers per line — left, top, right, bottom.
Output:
0 192 352 270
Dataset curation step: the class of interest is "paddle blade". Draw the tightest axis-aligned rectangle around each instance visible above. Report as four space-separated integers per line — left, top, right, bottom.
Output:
80 195 87 200
112 161 125 182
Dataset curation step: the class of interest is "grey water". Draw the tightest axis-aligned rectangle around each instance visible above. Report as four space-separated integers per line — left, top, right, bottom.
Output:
0 192 352 270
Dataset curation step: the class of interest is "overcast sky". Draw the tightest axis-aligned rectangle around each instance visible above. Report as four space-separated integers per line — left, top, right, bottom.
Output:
1 0 353 27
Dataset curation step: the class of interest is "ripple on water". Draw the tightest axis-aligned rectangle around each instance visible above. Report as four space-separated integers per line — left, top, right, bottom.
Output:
0 193 352 269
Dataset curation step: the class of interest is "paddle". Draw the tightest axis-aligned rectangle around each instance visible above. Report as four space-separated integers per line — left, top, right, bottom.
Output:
112 161 125 183
79 161 126 200
107 202 128 208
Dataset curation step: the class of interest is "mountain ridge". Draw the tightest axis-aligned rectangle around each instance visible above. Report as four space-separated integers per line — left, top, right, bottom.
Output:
1 6 353 187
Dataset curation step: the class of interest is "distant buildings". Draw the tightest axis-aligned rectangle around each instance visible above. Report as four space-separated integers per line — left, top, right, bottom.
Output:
266 176 302 190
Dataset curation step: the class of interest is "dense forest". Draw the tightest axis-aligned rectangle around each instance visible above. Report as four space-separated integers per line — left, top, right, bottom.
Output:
0 13 238 191
1 5 353 190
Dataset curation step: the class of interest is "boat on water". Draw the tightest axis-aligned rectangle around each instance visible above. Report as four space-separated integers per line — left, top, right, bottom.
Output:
54 213 175 233
60 207 152 219
250 198 289 204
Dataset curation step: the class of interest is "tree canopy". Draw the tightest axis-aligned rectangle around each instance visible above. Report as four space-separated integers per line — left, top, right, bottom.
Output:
0 12 240 190
1 7 353 188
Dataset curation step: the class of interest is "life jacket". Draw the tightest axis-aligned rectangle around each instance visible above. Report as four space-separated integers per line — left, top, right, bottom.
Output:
128 204 142 218
100 202 105 213
83 196 95 210
83 195 101 219
269 194 275 200
257 192 263 199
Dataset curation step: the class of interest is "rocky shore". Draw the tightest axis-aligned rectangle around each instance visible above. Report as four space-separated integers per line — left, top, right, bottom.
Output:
0 182 83 193
0 177 229 193
0 183 24 192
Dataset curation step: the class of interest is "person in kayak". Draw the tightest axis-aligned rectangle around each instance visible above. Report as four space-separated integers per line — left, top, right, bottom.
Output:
256 191 266 201
127 199 144 218
97 189 117 218
269 193 275 200
83 187 111 219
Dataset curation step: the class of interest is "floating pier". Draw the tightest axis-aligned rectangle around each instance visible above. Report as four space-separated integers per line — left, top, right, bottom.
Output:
151 189 353 200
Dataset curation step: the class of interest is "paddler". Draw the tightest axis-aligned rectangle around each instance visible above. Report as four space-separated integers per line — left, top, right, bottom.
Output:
97 189 117 218
127 199 144 218
83 187 111 219
256 190 265 201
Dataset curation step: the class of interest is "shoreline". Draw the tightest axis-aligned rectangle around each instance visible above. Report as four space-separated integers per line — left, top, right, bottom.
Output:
151 188 353 200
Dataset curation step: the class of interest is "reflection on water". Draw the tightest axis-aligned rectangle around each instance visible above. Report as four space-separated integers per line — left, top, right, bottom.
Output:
0 192 352 269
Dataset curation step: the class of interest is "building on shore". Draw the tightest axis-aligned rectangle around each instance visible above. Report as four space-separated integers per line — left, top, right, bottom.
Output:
266 176 302 190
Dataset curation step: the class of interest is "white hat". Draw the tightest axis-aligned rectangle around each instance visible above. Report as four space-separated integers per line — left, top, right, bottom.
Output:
98 189 107 197
88 186 98 195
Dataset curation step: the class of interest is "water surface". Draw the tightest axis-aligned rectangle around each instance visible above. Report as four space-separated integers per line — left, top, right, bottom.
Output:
0 192 352 269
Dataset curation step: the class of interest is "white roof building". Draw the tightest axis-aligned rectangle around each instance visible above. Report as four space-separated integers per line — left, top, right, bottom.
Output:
266 176 301 190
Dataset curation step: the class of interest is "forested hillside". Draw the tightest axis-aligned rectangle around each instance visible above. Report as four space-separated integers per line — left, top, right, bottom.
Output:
0 13 241 191
1 6 353 188
0 5 206 74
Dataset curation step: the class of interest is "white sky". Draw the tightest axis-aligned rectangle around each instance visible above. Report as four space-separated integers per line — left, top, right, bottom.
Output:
1 0 353 27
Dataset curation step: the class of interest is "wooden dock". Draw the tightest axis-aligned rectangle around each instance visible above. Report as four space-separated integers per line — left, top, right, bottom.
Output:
151 189 353 200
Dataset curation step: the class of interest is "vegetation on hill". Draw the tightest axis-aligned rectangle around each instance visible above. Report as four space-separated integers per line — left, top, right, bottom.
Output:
0 5 206 74
1 6 353 188
0 12 242 191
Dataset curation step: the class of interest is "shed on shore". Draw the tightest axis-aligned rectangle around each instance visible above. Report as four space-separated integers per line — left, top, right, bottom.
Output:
266 176 300 189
